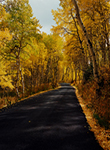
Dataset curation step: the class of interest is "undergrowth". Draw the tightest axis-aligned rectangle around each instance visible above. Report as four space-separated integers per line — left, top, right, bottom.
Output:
0 83 58 110
76 66 110 129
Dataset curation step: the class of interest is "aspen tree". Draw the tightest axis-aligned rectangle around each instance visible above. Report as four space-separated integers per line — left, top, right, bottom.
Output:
2 0 40 97
71 0 99 81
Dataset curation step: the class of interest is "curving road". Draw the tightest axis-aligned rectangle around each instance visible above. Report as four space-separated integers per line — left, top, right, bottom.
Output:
0 83 103 150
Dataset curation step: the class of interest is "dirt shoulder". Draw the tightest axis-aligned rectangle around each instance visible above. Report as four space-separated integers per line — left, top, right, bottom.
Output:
73 86 110 150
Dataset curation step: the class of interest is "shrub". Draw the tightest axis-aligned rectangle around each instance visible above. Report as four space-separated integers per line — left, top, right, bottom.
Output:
77 66 110 128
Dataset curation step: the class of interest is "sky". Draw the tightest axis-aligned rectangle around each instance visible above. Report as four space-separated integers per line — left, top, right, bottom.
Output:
29 0 60 34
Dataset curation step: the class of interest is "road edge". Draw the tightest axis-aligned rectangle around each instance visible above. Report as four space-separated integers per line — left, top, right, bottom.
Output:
73 85 110 150
0 85 61 113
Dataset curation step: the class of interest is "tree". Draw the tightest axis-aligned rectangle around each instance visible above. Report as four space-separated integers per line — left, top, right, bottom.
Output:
43 33 63 87
52 0 109 83
0 4 14 90
51 0 88 82
1 0 41 97
71 0 99 81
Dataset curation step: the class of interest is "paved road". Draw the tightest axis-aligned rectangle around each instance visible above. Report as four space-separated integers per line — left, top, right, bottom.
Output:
0 83 103 150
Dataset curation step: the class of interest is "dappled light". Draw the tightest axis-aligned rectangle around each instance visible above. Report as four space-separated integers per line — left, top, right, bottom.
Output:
0 84 103 150
0 0 109 149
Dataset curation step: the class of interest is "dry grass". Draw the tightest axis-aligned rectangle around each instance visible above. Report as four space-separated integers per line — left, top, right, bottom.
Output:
74 86 110 150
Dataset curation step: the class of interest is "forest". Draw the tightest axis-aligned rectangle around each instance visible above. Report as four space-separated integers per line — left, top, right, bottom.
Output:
52 0 110 129
0 0 110 130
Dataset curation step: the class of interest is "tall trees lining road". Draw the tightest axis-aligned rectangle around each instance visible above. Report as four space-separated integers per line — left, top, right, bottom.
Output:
0 0 63 99
51 0 110 128
52 0 110 83
0 0 109 131
0 0 109 101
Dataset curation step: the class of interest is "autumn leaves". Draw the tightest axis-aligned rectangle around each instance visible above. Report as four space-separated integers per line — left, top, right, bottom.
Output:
0 0 63 100
0 0 110 114
52 0 110 83
52 0 110 128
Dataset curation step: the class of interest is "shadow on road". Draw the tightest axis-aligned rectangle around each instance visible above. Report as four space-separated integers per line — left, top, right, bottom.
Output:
0 84 103 150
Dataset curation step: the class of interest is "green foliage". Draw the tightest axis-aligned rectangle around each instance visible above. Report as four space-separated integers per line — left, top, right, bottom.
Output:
93 113 109 129
3 0 40 54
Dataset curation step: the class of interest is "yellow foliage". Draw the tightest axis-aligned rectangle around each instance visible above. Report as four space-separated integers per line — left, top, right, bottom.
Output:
0 60 14 89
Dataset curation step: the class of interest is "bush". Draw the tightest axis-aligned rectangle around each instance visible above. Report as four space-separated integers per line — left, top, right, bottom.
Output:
93 113 109 129
77 66 110 128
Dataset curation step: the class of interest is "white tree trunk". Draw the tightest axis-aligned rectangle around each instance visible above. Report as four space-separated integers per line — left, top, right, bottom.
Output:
20 67 24 97
71 0 99 81
16 58 20 98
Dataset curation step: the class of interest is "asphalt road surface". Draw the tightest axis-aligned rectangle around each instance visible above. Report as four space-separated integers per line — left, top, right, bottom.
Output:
0 83 103 150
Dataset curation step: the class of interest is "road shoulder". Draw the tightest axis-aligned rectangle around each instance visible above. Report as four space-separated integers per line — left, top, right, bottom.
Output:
73 86 110 150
